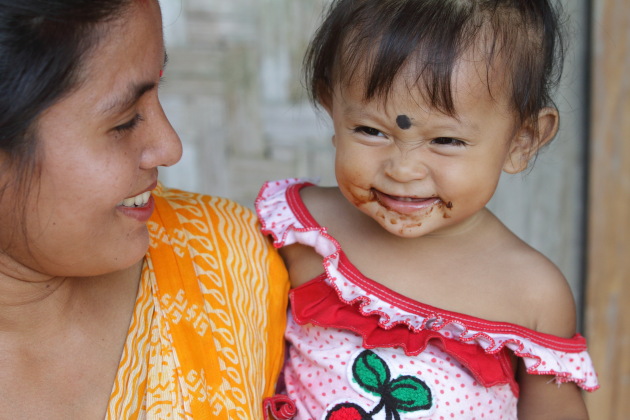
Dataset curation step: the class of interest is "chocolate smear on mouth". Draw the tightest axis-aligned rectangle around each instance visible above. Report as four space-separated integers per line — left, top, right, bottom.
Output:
442 201 454 218
396 114 412 130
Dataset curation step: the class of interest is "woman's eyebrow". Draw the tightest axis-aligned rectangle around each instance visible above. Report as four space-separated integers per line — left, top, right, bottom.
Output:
100 53 168 115
99 81 157 115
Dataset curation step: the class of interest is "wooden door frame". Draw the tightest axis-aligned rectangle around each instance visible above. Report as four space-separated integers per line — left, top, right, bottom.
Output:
585 0 630 417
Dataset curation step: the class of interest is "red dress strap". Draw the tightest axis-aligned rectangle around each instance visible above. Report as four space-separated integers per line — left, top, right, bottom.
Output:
263 395 297 420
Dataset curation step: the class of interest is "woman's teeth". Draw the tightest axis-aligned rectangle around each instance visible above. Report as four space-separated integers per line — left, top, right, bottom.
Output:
118 191 151 207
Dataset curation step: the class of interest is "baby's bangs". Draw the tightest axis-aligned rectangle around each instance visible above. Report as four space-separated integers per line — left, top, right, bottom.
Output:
336 0 482 116
307 0 563 133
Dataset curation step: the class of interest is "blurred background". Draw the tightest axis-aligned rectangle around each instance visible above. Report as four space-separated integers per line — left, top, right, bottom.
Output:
157 1 627 417
158 0 588 301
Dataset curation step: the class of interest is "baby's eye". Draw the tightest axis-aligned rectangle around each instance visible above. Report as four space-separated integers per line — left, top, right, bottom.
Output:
432 137 465 146
354 126 384 137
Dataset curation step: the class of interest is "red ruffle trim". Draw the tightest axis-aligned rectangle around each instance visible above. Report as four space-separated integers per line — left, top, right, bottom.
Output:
291 277 520 396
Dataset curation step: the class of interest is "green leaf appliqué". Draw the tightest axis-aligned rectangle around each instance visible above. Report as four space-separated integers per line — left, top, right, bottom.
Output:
353 350 391 395
329 349 434 420
388 375 433 412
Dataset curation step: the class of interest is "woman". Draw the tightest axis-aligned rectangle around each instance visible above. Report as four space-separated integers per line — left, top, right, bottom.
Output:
0 1 289 418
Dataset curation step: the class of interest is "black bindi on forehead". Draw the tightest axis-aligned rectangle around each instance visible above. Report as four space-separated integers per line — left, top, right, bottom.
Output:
396 114 412 130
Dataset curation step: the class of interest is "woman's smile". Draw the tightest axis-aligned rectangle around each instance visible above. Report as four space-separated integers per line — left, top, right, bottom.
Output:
117 194 155 222
116 182 158 222
118 190 152 207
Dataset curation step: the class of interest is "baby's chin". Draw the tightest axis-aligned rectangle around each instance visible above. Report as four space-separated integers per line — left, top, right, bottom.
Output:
359 202 432 238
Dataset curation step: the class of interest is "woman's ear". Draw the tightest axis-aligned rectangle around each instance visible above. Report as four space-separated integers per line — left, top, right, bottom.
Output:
503 107 559 174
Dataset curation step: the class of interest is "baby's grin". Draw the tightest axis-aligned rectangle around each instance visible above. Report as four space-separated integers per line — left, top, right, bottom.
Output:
371 189 442 215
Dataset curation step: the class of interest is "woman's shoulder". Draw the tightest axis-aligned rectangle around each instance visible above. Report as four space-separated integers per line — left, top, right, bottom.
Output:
154 184 259 226
150 183 288 285
155 183 252 214
151 184 274 254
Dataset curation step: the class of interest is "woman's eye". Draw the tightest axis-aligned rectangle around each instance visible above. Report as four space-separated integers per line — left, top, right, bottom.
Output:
354 126 384 137
114 113 144 133
432 137 465 146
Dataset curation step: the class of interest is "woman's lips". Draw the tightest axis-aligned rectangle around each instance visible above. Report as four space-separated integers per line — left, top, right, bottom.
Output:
117 195 155 222
372 189 441 214
116 182 158 222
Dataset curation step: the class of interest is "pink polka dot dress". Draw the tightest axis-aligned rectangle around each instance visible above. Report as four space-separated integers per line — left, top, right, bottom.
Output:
256 179 598 420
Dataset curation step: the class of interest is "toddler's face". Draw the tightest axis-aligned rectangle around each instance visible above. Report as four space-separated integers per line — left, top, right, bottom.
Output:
327 58 524 238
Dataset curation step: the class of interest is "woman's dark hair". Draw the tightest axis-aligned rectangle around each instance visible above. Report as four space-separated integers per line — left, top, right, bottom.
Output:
304 0 566 135
0 0 132 197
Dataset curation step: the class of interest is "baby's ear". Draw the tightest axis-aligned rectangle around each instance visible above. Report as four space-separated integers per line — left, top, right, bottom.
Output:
503 107 559 174
316 83 334 117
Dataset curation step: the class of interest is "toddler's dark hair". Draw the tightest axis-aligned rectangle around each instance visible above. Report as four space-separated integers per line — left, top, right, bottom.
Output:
304 0 566 133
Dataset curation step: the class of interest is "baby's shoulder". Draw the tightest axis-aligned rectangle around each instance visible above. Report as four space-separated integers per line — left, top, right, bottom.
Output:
300 185 354 226
495 233 577 337
300 184 343 207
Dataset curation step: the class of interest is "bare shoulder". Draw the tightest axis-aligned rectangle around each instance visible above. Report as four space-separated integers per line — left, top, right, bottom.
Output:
496 231 577 338
300 185 345 212
300 185 353 229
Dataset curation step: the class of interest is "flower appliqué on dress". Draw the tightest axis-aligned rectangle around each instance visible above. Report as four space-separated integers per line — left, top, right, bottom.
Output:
325 350 434 420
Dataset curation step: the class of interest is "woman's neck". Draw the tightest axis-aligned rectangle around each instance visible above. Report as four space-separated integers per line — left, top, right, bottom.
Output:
0 257 142 335
0 260 143 420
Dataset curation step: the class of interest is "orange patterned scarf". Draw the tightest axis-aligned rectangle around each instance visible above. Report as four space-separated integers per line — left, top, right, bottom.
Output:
107 185 289 419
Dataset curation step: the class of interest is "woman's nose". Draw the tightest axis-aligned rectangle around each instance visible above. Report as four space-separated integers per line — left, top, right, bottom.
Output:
140 102 182 169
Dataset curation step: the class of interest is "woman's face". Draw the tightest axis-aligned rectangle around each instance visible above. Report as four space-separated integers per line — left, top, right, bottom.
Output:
0 0 182 278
